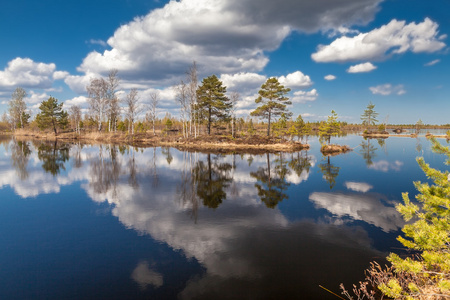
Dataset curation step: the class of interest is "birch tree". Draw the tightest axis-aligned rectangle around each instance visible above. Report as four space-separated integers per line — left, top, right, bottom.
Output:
87 78 108 131
229 92 240 137
9 87 28 130
187 61 198 137
106 69 120 132
123 89 143 134
146 91 159 136
69 105 82 134
176 80 189 138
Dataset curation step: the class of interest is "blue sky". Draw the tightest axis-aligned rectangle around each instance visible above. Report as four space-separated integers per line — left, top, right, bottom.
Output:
0 0 449 124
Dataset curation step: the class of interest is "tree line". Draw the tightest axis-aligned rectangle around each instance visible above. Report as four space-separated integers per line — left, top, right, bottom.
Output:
2 65 446 139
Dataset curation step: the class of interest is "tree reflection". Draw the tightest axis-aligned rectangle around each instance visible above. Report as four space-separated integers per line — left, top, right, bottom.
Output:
318 155 340 189
250 153 290 208
178 151 200 221
288 151 312 178
161 147 173 165
360 138 377 166
193 153 232 209
128 147 139 189
36 140 70 176
10 139 31 180
89 145 122 201
72 142 83 169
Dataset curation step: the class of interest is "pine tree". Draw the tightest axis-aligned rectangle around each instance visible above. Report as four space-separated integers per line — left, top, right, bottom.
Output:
318 110 341 145
347 138 450 299
361 101 379 128
250 77 291 136
196 75 231 135
36 97 68 135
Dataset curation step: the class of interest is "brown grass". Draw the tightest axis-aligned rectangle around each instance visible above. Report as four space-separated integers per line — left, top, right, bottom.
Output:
11 129 310 153
321 144 352 155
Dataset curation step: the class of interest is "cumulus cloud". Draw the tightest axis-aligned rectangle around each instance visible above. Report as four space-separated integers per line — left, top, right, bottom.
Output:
347 62 377 73
292 89 318 103
26 91 51 105
53 71 69 80
220 72 266 94
312 18 446 63
424 59 441 66
278 71 313 89
324 75 336 81
0 58 57 90
64 96 89 108
76 0 382 81
369 84 406 96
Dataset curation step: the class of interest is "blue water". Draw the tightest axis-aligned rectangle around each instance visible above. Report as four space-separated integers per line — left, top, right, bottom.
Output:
0 135 448 299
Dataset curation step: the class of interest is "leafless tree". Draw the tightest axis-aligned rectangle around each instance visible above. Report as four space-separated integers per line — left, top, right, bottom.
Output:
87 77 108 131
69 105 82 134
86 69 120 132
123 89 143 134
145 91 159 135
229 91 240 137
176 80 189 138
106 69 120 132
186 61 198 137
9 87 27 130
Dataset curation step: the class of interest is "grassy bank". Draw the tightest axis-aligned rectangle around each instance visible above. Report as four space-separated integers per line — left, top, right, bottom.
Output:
11 129 310 154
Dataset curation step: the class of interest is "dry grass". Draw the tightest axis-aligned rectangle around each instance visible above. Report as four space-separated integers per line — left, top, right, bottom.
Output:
321 144 352 155
11 129 310 153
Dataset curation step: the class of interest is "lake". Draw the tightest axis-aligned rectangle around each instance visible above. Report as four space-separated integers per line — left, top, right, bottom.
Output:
0 135 448 299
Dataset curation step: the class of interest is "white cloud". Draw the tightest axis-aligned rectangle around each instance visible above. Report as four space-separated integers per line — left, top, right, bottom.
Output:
88 39 108 47
64 96 88 108
424 59 441 66
324 75 336 81
312 18 446 63
292 89 318 103
64 71 99 94
344 181 373 193
26 90 50 105
347 62 377 73
220 72 266 94
369 84 406 96
278 71 313 89
76 0 382 82
0 58 56 90
53 71 69 80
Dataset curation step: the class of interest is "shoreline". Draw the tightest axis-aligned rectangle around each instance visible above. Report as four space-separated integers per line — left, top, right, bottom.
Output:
10 130 310 154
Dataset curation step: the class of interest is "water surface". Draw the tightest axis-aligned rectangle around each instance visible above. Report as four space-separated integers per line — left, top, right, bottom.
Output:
0 135 448 299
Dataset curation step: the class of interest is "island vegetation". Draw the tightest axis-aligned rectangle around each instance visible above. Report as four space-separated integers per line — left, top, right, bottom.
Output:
341 138 450 299
0 67 449 154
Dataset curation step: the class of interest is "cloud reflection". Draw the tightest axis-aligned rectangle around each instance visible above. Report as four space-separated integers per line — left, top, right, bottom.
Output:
309 192 404 232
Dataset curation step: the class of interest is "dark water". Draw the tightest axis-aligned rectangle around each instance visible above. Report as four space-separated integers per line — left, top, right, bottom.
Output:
0 135 448 299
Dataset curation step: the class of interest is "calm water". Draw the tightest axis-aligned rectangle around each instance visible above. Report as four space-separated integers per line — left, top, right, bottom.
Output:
0 135 448 300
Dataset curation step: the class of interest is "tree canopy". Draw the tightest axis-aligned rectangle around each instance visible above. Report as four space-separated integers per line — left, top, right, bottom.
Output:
361 101 379 127
196 75 231 135
318 110 341 144
250 77 291 136
36 97 68 135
